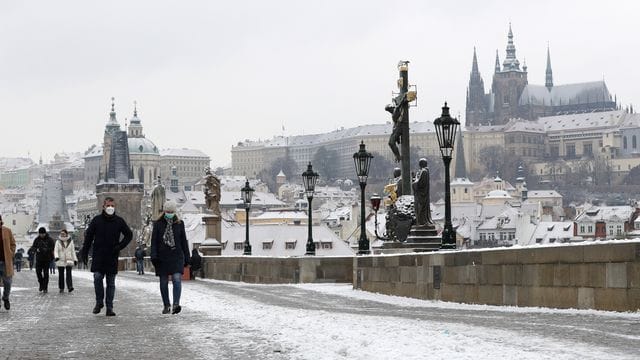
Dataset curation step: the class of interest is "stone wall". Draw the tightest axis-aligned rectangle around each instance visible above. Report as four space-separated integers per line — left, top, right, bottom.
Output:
201 256 353 283
355 241 640 312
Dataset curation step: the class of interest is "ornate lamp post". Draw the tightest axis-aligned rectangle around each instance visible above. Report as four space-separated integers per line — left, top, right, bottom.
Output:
433 102 460 249
353 141 374 255
240 180 254 255
370 193 387 240
301 162 319 255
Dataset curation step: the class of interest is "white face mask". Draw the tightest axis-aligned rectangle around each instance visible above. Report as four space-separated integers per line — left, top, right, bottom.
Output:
105 206 115 215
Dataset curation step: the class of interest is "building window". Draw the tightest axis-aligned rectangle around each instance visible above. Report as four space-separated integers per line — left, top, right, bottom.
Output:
285 241 296 250
566 144 576 158
262 242 272 250
588 225 593 233
616 225 623 235
321 242 332 249
583 143 592 156
623 136 628 149
580 225 585 233
634 135 637 149
234 242 243 250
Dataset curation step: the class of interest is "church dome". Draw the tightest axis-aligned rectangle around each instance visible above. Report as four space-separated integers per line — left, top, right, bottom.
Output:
128 137 159 155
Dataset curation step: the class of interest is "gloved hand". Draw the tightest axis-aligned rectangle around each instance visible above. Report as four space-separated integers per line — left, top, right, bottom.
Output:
74 261 78 266
54 258 59 262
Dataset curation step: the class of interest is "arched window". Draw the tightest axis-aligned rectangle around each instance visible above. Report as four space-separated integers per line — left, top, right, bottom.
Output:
138 167 144 183
624 136 628 149
633 135 637 149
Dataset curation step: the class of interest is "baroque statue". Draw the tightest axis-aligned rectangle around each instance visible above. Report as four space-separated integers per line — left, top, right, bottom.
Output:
412 158 433 226
203 167 221 215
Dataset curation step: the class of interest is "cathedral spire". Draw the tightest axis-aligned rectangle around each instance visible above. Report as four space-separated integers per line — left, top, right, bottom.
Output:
502 23 521 71
472 47 479 75
454 129 467 179
494 49 501 73
545 44 554 91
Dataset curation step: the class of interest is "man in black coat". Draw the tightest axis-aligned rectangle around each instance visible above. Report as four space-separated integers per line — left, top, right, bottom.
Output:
80 197 132 317
30 227 55 293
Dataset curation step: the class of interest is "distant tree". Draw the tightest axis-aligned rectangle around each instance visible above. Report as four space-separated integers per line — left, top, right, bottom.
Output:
257 154 298 193
478 145 505 176
312 146 339 181
623 165 640 185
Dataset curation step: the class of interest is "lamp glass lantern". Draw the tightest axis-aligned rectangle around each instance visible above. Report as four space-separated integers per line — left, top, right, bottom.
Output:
353 141 374 184
433 102 459 158
241 180 254 208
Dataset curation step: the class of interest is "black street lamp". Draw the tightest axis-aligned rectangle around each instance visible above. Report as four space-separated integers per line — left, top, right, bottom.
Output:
301 162 319 255
353 141 373 255
434 102 460 249
240 180 254 255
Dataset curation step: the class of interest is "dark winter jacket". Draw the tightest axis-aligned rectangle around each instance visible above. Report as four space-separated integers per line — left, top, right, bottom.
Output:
190 249 202 271
81 211 133 274
31 235 55 264
150 217 190 276
134 247 146 260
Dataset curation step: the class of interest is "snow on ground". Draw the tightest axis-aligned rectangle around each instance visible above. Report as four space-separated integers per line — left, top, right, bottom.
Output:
75 272 636 359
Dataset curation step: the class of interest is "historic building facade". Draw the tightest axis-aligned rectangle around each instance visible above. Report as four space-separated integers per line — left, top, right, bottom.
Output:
465 25 616 127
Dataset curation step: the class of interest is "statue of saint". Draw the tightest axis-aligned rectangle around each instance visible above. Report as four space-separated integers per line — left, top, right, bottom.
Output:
385 93 408 162
203 167 221 215
151 176 166 218
138 214 152 247
412 158 433 226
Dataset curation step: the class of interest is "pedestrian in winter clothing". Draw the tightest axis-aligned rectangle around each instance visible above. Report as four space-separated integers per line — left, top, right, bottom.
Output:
30 227 55 293
49 259 56 274
134 246 146 275
189 248 202 280
54 229 77 293
14 251 23 272
80 197 133 317
150 201 190 315
27 247 34 270
0 214 16 310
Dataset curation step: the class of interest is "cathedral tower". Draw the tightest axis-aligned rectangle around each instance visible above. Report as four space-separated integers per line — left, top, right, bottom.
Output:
465 47 488 127
490 24 528 124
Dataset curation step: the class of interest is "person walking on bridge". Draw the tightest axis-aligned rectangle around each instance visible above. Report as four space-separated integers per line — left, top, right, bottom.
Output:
54 229 77 293
81 197 132 317
151 201 190 315
30 227 54 293
0 214 16 310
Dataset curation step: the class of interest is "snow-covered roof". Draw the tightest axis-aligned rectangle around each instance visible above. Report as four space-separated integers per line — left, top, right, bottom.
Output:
221 223 354 256
235 121 437 149
486 190 511 199
575 206 636 223
221 191 285 207
521 222 575 246
519 81 611 107
451 177 474 186
160 148 210 158
478 207 518 231
527 190 562 199
537 110 625 132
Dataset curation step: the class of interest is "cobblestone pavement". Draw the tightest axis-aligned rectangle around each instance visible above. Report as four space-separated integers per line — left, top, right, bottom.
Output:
0 270 288 360
1 270 639 359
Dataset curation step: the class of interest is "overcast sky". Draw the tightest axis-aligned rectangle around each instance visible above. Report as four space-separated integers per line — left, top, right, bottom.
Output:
1 0 638 167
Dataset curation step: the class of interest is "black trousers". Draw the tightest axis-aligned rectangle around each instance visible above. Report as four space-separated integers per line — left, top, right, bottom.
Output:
35 261 49 290
58 266 73 291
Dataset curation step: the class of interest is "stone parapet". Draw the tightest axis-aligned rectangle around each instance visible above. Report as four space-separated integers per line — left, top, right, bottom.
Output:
355 241 640 312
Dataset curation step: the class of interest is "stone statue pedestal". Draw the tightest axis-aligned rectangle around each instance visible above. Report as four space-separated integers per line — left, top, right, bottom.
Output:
405 224 441 251
379 224 440 254
200 214 222 256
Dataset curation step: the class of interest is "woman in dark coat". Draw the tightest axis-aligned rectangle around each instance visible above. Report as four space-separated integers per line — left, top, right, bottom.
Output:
150 201 190 315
